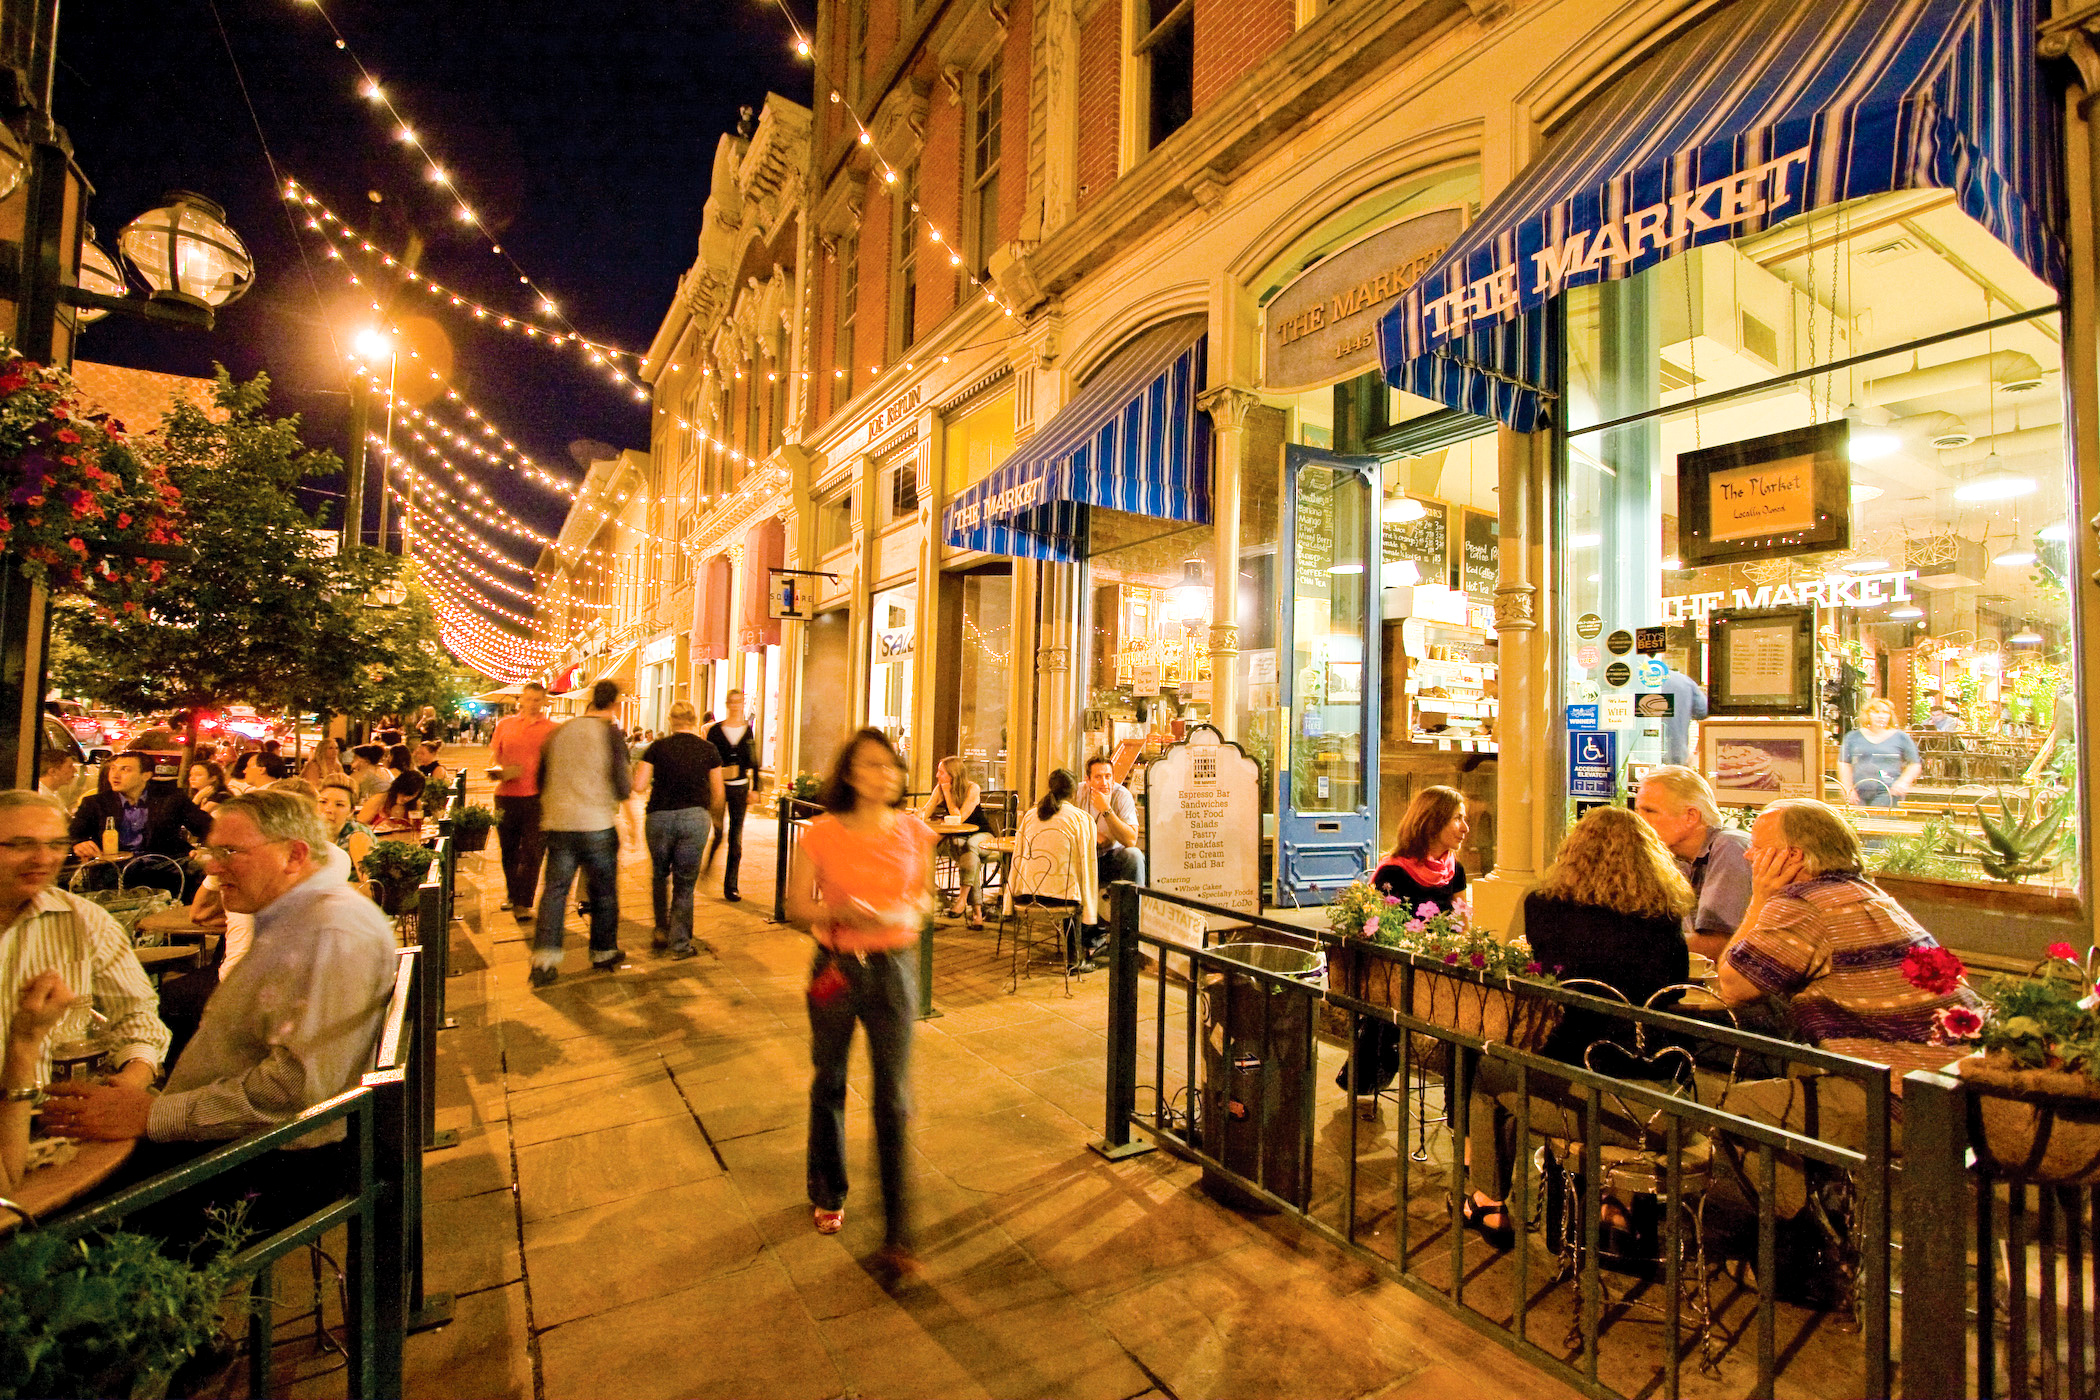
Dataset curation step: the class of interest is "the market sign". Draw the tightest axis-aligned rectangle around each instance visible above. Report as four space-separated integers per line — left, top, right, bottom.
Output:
1264 208 1464 392
1659 567 1918 624
1143 725 1260 935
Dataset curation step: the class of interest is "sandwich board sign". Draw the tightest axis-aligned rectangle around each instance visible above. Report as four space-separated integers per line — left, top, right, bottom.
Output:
1144 724 1260 938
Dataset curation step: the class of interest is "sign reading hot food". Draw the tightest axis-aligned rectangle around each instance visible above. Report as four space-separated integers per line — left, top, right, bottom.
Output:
1264 208 1464 392
1676 420 1851 568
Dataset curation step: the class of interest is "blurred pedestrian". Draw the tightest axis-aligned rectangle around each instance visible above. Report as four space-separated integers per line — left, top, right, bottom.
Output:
489 682 557 922
705 689 759 903
634 702 724 960
531 680 630 985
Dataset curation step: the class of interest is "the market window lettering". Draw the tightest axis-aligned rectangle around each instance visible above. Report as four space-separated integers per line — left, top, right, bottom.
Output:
1659 568 1919 624
1422 148 1809 340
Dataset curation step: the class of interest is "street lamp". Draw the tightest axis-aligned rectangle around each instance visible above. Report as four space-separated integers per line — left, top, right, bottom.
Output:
71 226 123 323
344 327 399 554
113 191 254 312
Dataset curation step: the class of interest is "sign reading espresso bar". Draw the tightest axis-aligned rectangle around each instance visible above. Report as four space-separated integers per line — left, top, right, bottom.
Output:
1264 208 1465 392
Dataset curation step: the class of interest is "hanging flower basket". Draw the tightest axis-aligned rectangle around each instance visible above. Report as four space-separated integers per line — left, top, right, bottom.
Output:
0 351 183 608
1958 1052 2100 1185
1329 941 1563 1069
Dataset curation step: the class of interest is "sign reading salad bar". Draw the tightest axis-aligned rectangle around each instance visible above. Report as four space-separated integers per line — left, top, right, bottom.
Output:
1264 208 1464 392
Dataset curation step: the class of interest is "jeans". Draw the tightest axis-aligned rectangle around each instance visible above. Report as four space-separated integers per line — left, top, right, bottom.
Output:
951 832 993 908
535 827 621 967
646 807 712 953
1080 845 1146 955
711 783 749 897
807 946 916 1246
495 795 545 907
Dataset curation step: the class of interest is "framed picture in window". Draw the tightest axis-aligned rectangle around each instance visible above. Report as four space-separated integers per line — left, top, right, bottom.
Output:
1707 606 1817 716
1677 421 1850 567
1702 719 1825 808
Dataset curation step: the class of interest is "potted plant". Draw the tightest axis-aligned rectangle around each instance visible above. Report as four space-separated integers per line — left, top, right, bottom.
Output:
361 840 437 916
448 803 495 853
1325 881 1562 1060
0 1206 248 1399
1913 942 2100 1183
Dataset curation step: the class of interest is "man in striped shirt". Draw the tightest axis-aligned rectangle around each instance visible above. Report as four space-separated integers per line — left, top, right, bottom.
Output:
0 790 166 1088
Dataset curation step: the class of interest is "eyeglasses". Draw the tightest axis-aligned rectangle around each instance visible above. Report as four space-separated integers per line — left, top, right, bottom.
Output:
197 840 284 864
0 839 73 856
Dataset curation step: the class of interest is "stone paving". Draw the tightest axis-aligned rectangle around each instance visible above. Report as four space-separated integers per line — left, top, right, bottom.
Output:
255 753 1577 1400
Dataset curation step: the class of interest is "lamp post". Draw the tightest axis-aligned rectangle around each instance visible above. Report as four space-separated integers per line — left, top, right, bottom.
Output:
0 0 251 785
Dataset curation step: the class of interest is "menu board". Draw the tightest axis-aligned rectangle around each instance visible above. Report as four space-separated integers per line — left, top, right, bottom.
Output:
1294 469 1336 595
1383 498 1448 583
1461 509 1498 600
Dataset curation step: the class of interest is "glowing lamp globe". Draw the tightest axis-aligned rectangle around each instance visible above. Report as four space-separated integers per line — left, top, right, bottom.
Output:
117 192 254 309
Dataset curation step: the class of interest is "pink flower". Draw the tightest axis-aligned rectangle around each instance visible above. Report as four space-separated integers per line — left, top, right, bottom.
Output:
1442 952 1460 965
1523 961 1544 976
1903 945 1966 996
1362 917 1379 937
1469 952 1487 969
1384 895 1401 906
1405 918 1426 934
1936 1005 1984 1040
2049 941 2079 963
1417 902 1440 917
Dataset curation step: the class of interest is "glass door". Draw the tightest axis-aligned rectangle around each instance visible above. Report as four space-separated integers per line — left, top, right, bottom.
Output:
1276 444 1380 905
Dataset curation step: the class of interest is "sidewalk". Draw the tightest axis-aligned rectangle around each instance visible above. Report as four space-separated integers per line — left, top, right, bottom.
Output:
331 763 1579 1400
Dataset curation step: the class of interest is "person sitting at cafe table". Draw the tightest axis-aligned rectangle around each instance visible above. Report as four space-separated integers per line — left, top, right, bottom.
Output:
1712 797 1982 1076
412 740 451 793
68 750 211 892
920 755 993 929
1462 804 1693 1247
39 745 91 813
0 790 168 1091
1007 768 1101 969
3 971 74 1190
1838 698 1921 808
1633 765 1752 963
346 744 391 804
1076 756 1144 887
40 790 397 1243
360 769 428 836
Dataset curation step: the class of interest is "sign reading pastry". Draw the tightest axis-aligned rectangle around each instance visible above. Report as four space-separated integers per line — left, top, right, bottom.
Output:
1144 725 1261 932
1264 208 1465 392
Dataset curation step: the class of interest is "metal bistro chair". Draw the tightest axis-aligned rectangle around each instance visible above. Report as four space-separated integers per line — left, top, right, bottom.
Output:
1002 820 1087 996
1539 984 1744 1377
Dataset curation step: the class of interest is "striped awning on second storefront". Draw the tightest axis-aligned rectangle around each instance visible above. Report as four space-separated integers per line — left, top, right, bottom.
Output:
1375 0 2066 432
942 315 1210 563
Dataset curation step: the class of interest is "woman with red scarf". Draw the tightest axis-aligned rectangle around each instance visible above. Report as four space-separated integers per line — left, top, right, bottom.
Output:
1339 785 1472 1097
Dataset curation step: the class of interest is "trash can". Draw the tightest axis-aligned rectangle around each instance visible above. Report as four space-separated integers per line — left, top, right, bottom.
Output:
1199 940 1324 1212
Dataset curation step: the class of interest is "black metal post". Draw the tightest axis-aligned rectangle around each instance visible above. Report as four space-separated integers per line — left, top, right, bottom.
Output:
771 795 791 923
343 373 369 551
415 884 455 1151
1090 880 1153 1160
1899 1069 1970 1399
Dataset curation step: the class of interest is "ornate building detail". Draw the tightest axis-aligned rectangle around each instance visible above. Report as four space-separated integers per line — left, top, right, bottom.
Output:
1197 385 1259 433
1037 646 1071 673
1207 622 1240 655
1493 584 1537 632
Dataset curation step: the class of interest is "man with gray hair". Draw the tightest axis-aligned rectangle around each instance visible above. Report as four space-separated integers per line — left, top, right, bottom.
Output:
41 790 396 1154
1634 765 1752 962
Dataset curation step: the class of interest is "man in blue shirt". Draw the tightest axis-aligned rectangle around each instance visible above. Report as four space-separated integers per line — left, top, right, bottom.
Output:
1657 665 1709 766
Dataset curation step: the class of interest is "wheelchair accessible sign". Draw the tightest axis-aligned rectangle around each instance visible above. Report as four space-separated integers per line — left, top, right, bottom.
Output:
1569 730 1616 800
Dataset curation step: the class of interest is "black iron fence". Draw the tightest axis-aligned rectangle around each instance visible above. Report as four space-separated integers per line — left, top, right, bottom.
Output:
1094 881 1900 1400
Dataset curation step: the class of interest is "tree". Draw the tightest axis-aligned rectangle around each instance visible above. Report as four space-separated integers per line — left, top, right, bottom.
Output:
52 369 465 738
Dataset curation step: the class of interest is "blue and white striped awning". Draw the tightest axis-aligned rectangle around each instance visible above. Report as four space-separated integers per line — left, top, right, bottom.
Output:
943 316 1209 562
1375 0 2066 433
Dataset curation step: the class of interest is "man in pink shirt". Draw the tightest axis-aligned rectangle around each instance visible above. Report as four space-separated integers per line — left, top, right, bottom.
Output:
489 682 558 921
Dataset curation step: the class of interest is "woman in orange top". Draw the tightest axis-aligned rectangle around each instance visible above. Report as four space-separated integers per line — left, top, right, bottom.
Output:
784 728 938 1272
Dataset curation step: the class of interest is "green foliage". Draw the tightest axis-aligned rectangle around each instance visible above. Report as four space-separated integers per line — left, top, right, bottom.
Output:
1872 815 1960 877
50 370 470 729
1951 786 2072 883
790 771 822 801
361 839 436 886
0 1204 248 1399
1975 967 2100 1075
1326 879 1553 982
450 803 496 836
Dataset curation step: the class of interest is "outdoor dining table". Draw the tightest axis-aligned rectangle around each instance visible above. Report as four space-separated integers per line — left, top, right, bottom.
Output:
0 1138 134 1232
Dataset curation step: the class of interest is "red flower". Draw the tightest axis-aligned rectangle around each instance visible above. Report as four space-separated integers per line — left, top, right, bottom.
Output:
1903 945 1967 996
66 537 85 554
1936 1005 1984 1040
2049 941 2079 963
54 428 78 444
116 512 130 529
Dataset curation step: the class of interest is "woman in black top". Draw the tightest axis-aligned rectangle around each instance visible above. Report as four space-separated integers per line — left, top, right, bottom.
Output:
920 756 992 927
635 701 726 958
1462 805 1693 1246
705 689 759 903
1341 785 1471 1096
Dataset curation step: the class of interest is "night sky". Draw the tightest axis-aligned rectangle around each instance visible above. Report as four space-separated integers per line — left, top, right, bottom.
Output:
53 0 813 547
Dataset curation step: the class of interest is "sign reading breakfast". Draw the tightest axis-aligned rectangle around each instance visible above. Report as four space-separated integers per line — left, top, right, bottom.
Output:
1264 208 1465 392
1710 456 1816 543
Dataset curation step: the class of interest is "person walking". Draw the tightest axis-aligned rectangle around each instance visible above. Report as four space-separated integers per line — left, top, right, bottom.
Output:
783 729 938 1272
705 689 759 903
531 680 632 987
489 681 558 922
634 702 725 960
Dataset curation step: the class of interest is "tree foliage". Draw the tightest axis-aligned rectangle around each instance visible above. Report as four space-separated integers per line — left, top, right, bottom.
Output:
52 368 471 724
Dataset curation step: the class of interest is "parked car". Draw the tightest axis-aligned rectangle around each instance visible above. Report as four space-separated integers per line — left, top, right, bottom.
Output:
46 700 113 763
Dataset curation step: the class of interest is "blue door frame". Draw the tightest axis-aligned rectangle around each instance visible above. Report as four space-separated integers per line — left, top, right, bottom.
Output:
1275 444 1380 906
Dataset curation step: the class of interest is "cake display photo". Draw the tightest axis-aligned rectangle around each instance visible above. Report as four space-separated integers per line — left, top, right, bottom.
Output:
1702 725 1821 806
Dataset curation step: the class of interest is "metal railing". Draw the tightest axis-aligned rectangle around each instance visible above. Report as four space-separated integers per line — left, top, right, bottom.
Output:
770 794 824 924
30 940 438 1399
1094 881 1898 1400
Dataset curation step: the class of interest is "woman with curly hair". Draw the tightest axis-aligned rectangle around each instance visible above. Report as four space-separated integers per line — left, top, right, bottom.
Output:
1461 805 1693 1249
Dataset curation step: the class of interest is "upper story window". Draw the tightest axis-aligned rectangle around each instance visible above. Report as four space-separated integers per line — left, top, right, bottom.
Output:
891 163 922 357
1140 0 1193 149
835 235 859 401
819 490 855 555
967 55 1005 283
769 358 788 452
883 454 920 527
846 0 869 109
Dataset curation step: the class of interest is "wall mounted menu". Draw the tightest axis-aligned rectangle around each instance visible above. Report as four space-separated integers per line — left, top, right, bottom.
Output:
1461 509 1498 600
1383 498 1449 583
1294 470 1337 596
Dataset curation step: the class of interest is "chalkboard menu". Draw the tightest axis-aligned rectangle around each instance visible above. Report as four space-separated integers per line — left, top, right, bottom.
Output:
1462 509 1499 600
1383 498 1449 583
1294 469 1336 595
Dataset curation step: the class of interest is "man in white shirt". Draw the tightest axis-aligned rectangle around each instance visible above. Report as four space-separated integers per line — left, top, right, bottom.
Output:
42 791 396 1239
1072 758 1145 966
533 679 632 984
0 789 166 1087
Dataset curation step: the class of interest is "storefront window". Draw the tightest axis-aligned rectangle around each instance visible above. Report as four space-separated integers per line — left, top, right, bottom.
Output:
957 573 1010 772
869 585 916 770
1084 512 1215 787
1561 191 2079 903
1287 463 1369 816
943 386 1016 496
